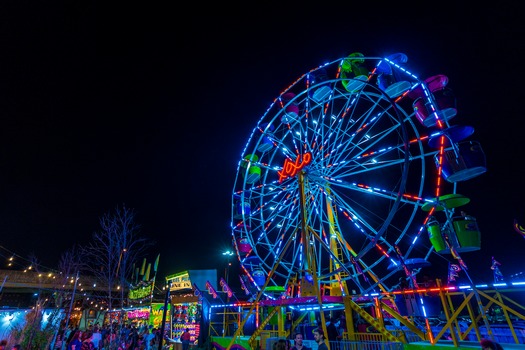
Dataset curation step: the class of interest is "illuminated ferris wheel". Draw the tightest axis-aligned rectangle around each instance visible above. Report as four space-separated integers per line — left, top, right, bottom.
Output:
231 52 486 295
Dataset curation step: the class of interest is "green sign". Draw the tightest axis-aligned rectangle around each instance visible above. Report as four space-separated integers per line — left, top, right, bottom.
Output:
129 284 153 299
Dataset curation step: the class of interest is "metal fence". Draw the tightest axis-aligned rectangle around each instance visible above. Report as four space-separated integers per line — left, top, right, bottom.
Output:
328 340 404 350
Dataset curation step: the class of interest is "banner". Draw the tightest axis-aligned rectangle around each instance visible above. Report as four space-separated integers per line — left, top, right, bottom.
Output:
127 308 149 319
239 275 250 295
205 280 218 298
448 263 461 283
150 303 170 329
491 257 504 282
220 277 233 297
129 282 153 300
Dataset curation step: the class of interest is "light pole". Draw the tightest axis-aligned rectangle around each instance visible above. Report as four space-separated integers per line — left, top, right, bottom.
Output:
62 271 79 349
222 250 234 284
115 248 127 325
158 281 171 350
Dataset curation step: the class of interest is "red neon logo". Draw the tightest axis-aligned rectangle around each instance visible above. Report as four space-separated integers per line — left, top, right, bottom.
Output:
278 153 312 182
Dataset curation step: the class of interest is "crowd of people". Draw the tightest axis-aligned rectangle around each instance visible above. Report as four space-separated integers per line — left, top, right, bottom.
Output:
272 329 324 350
0 327 507 350
0 313 506 350
56 323 170 350
270 313 348 350
271 329 505 350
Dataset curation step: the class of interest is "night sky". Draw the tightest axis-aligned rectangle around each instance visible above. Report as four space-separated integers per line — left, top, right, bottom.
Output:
1 3 524 288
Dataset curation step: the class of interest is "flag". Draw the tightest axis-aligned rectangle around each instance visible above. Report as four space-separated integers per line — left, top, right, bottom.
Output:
193 284 201 296
239 275 250 295
491 256 504 282
193 283 203 300
143 263 151 281
220 277 233 298
154 254 160 273
205 280 218 298
448 263 461 283
140 258 146 275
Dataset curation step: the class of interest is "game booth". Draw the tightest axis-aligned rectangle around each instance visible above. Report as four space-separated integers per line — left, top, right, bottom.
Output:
165 269 217 349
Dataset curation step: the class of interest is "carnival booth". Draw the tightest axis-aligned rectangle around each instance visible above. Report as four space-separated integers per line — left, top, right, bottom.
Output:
165 269 217 348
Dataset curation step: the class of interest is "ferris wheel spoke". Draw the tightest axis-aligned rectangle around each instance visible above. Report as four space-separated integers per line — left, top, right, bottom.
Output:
325 176 421 209
317 122 405 179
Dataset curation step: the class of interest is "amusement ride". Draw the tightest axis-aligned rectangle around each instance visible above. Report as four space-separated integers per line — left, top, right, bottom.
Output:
214 52 524 349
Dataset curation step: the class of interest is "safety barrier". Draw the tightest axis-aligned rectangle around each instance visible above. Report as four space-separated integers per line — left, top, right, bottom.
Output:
328 340 403 350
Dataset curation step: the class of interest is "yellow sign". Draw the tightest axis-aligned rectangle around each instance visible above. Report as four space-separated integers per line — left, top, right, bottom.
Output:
171 281 192 291
167 272 192 291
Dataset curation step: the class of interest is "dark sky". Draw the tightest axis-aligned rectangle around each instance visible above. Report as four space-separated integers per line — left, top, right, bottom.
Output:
1 3 524 287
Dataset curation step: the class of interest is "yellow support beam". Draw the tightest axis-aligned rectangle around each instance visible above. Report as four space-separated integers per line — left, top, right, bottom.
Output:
342 295 402 342
248 306 282 349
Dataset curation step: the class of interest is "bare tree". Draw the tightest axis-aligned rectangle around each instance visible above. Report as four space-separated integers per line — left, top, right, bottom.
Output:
56 245 86 305
54 245 87 330
82 205 155 316
57 245 85 277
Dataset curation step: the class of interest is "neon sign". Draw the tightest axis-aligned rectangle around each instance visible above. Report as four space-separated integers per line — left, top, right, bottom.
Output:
278 152 312 182
127 309 150 319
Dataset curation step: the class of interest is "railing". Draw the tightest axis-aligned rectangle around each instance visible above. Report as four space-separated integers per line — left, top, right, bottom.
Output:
328 340 404 350
345 332 414 343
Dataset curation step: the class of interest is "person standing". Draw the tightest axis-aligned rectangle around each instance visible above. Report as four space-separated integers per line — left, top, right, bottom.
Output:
127 326 139 350
143 328 155 350
326 318 339 342
180 328 191 350
481 339 504 350
273 339 288 350
66 327 80 346
80 331 95 350
67 330 82 350
290 333 310 350
91 326 102 350
338 313 347 337
150 328 162 348
313 328 328 350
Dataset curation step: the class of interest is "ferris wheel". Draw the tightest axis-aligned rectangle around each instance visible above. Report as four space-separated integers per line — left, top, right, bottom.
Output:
230 52 486 295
